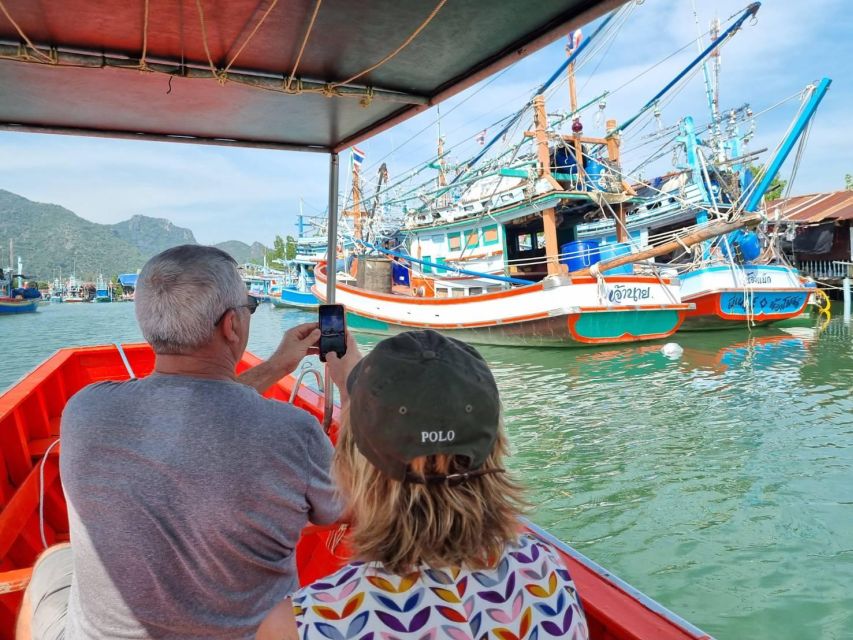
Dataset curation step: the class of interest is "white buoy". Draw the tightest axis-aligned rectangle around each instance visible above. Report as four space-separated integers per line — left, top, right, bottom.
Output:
660 342 683 359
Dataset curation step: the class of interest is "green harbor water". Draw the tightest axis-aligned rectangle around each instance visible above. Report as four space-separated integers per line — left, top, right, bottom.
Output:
2 302 851 639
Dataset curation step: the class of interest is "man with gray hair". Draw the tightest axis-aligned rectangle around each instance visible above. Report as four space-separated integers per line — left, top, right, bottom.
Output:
19 245 340 640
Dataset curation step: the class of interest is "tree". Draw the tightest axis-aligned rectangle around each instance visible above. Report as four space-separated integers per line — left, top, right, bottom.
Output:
845 173 853 191
746 164 787 201
265 234 297 264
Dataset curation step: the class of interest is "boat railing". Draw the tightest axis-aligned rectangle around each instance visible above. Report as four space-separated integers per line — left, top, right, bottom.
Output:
289 363 324 405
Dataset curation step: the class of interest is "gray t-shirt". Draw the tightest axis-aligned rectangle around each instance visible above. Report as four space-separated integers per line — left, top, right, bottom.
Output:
59 373 340 639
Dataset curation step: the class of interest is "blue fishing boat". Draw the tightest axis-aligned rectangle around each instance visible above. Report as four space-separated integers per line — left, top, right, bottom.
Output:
0 268 39 315
93 274 112 302
270 236 326 310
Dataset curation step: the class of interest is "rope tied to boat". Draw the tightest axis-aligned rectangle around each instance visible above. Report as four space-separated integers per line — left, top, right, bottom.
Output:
0 0 55 64
284 0 322 93
330 0 448 88
138 0 152 72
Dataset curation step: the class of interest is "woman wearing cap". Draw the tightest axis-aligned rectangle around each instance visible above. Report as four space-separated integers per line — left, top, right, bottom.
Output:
258 330 588 639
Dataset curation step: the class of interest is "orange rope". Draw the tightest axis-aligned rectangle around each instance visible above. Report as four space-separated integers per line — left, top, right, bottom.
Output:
223 0 281 75
284 0 322 93
194 0 222 81
139 0 151 71
331 0 447 88
0 0 54 63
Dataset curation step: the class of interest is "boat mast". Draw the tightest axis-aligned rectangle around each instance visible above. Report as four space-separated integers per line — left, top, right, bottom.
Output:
743 77 831 211
532 95 563 276
346 155 364 252
566 31 585 191
610 2 760 138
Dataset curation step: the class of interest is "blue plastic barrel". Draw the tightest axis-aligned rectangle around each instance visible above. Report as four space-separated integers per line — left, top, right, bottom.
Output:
561 240 600 271
391 260 411 286
721 230 761 263
584 159 606 190
598 243 634 275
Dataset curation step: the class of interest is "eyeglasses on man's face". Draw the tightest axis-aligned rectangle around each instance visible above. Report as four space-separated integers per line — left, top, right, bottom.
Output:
214 295 259 326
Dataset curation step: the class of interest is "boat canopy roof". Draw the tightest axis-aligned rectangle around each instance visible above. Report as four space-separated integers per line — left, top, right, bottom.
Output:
0 0 620 153
117 274 138 287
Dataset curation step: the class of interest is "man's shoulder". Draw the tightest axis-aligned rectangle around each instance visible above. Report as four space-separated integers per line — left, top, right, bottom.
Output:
65 379 134 409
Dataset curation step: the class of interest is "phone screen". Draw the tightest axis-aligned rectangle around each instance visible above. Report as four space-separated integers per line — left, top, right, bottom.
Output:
318 304 347 362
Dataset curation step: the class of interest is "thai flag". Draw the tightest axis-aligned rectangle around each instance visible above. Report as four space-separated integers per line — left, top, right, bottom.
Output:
352 146 365 171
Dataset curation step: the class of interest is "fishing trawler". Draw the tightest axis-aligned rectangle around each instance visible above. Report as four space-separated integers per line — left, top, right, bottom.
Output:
0 259 39 315
92 275 112 303
318 3 827 342
271 235 325 310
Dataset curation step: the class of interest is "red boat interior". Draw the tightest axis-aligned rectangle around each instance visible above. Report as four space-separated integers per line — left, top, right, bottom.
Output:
0 344 709 639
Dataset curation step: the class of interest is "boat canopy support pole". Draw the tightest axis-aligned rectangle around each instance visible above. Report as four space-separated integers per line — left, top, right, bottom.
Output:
323 153 339 431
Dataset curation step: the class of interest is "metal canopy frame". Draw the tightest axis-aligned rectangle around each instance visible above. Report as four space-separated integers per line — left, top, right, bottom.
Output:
0 0 622 423
0 0 621 152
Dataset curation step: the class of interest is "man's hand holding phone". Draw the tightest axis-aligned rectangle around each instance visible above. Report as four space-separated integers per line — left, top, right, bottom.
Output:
319 304 362 404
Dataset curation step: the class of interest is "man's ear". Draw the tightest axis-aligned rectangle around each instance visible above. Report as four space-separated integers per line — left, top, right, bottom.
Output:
219 309 242 344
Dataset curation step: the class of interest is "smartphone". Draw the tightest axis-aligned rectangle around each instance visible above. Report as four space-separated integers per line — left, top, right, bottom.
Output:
318 304 347 363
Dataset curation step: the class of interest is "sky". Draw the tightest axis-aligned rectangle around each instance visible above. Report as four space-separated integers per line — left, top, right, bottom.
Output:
1 0 850 247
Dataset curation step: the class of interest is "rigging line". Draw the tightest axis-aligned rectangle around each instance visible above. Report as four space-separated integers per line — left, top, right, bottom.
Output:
195 0 221 79
285 0 322 92
332 0 447 88
351 64 515 187
0 0 54 63
223 0 280 76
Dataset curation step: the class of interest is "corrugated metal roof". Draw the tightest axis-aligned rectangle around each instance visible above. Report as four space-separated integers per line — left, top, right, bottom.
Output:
767 191 853 224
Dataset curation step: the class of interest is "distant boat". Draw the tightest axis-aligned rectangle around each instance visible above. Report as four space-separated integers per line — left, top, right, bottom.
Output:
64 274 88 303
0 297 39 315
270 237 325 310
93 274 112 303
0 272 39 315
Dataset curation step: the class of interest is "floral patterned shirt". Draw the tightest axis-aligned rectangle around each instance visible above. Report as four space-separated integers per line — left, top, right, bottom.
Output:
292 535 589 639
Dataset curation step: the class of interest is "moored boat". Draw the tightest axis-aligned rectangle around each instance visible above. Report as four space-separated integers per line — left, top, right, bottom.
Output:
92 274 112 302
315 263 689 347
0 297 39 315
0 344 712 639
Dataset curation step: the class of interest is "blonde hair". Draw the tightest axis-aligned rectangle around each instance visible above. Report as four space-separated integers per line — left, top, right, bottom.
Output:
334 408 528 575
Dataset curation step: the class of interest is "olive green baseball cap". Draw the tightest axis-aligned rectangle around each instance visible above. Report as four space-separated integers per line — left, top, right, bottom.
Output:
346 330 501 483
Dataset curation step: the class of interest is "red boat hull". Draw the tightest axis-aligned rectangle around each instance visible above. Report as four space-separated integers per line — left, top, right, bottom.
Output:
0 345 710 640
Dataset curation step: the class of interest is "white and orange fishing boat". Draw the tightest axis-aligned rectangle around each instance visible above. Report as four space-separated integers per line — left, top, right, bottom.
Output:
0 344 712 640
316 263 689 347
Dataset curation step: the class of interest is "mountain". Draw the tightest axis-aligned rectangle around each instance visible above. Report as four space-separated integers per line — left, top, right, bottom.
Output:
0 189 148 280
110 215 196 256
0 189 269 281
214 240 268 265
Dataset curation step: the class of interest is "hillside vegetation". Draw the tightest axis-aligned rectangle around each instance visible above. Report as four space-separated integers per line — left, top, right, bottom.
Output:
0 189 268 280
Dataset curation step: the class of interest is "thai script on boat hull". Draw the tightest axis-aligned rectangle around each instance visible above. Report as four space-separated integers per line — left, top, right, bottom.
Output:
607 285 652 304
722 292 807 315
745 271 773 285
